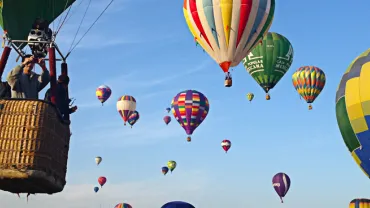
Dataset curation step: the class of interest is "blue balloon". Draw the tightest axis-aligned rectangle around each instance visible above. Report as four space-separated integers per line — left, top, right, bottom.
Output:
94 186 99 193
161 201 195 208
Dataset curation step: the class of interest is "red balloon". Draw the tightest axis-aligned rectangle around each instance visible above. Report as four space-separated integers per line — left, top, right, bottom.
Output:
221 140 231 153
98 176 107 187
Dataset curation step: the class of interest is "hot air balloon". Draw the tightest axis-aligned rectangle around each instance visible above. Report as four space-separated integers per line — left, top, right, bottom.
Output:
163 116 171 125
117 95 137 125
221 140 231 153
272 172 291 203
128 111 140 128
247 93 254 102
161 201 195 208
166 107 171 113
162 167 169 175
95 156 102 165
171 90 209 141
243 32 293 100
98 177 106 188
292 66 325 110
94 187 99 193
115 203 132 208
336 49 370 179
349 199 370 208
167 161 177 173
96 85 112 105
183 0 275 87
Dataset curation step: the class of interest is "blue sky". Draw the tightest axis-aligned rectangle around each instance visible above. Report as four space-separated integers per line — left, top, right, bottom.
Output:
1 0 370 207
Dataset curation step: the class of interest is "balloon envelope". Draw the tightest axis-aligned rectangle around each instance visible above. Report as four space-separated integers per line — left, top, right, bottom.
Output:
162 166 169 175
349 198 370 208
247 93 254 102
98 176 106 187
114 203 132 208
117 95 136 125
163 116 171 125
161 201 195 208
272 172 290 203
183 0 275 73
171 90 209 137
167 161 177 172
221 140 231 152
94 186 99 193
128 111 140 127
96 85 112 104
166 107 171 113
95 156 102 165
336 48 370 178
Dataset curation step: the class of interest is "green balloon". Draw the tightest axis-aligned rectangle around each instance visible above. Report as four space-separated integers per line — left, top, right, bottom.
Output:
242 32 293 93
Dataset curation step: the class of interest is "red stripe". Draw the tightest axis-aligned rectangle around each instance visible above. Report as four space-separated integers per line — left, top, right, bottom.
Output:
236 0 252 48
189 0 213 50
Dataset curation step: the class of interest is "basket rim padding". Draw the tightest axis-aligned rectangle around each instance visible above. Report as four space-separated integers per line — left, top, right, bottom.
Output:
0 169 64 188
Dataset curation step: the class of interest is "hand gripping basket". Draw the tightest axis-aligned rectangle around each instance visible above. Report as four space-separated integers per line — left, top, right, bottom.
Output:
0 99 71 194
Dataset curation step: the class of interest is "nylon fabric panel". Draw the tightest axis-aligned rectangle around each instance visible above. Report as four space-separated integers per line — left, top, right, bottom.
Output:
220 0 233 46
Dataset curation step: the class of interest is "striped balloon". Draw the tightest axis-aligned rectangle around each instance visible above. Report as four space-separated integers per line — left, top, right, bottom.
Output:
114 203 132 208
292 66 326 110
161 201 195 208
128 111 139 128
117 95 136 125
96 85 111 105
182 0 275 79
336 49 370 179
221 139 231 153
349 199 370 208
272 172 290 203
171 90 209 140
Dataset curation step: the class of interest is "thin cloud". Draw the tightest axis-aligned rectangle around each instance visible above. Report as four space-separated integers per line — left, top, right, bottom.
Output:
0 169 209 208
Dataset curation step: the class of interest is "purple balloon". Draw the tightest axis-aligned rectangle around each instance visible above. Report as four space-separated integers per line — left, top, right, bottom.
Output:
163 116 171 125
272 172 291 203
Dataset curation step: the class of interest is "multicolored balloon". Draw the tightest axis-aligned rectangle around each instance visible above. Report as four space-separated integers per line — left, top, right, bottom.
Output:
128 111 139 128
272 172 291 203
171 90 209 141
163 116 171 125
162 166 169 175
243 32 293 100
336 49 370 179
292 66 326 110
349 198 370 208
94 186 99 193
166 107 171 113
183 0 275 87
95 156 102 165
98 176 106 188
117 95 136 125
247 93 254 102
221 140 231 153
167 161 177 173
161 201 195 208
96 85 111 105
114 203 132 208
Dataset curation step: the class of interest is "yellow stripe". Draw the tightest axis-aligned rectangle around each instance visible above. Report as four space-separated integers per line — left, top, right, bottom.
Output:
183 8 208 51
220 0 233 46
360 62 370 116
346 78 368 133
352 151 369 177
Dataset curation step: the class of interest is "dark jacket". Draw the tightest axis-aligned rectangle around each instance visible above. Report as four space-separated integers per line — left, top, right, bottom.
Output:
44 83 72 116
0 82 11 98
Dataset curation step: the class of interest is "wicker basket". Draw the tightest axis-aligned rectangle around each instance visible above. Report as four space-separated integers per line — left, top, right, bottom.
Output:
0 99 70 194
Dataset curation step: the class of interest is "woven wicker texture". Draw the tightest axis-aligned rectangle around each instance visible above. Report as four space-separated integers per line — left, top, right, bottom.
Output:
0 99 70 194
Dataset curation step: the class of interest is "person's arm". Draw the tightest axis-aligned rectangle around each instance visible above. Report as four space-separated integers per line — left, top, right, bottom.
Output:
37 64 50 91
6 65 23 90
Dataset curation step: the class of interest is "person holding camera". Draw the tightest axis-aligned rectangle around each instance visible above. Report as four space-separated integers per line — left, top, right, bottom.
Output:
6 54 50 99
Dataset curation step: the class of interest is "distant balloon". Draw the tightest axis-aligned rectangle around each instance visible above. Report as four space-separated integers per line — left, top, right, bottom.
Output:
117 95 137 125
98 176 107 188
167 161 177 173
292 66 326 110
162 166 169 175
95 156 102 165
161 201 195 208
166 107 171 113
96 85 112 105
186 137 191 142
128 111 140 128
221 140 231 153
247 93 254 102
94 186 99 193
171 90 209 141
163 116 171 125
272 172 291 203
114 203 132 208
349 199 370 208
